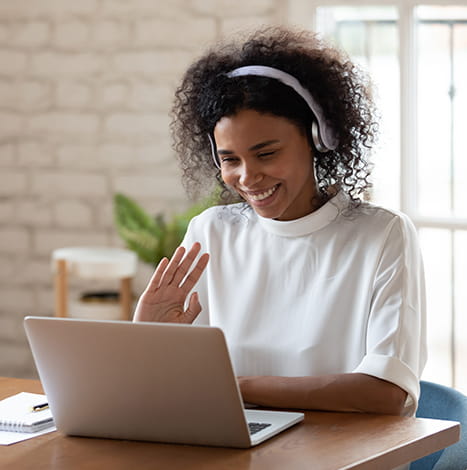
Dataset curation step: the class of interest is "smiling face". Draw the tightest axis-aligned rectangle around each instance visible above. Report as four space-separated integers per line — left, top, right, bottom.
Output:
213 109 319 221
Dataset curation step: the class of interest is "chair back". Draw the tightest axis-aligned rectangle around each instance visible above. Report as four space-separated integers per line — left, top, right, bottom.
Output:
410 380 467 470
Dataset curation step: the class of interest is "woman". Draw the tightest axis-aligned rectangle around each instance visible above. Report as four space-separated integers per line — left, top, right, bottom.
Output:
134 26 426 417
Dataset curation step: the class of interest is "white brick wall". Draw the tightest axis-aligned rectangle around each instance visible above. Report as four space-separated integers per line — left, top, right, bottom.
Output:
0 50 28 75
0 0 286 378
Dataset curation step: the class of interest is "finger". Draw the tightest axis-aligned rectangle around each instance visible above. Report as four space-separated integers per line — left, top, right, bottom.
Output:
180 252 210 294
158 245 186 286
184 292 202 323
171 243 202 286
146 257 169 293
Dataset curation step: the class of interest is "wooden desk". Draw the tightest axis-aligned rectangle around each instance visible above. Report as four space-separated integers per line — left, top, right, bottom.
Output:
0 377 460 470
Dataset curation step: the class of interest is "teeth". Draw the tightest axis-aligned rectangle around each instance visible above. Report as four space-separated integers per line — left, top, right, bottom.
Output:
249 185 278 201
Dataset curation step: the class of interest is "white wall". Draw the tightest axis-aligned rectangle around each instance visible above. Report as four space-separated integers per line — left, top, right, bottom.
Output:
0 0 287 378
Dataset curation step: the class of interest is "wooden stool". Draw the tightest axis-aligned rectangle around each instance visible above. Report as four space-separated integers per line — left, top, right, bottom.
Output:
52 247 138 321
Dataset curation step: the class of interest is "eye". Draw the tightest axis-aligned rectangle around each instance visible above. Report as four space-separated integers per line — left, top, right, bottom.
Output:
257 150 277 158
220 156 238 165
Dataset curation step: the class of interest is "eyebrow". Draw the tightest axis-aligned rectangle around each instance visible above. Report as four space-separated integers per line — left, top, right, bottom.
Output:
217 139 280 155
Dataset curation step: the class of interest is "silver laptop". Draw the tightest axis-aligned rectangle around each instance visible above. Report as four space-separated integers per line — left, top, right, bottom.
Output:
24 316 304 447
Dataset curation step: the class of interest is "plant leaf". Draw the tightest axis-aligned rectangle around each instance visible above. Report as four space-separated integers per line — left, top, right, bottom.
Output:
114 191 219 265
114 193 165 264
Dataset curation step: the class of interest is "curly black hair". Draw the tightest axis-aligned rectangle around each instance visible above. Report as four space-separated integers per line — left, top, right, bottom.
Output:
171 26 378 205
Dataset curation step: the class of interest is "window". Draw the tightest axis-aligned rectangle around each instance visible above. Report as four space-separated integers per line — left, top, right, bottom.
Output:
312 2 467 393
316 6 400 208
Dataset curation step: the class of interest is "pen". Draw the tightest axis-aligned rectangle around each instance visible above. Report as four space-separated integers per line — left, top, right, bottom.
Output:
31 403 49 412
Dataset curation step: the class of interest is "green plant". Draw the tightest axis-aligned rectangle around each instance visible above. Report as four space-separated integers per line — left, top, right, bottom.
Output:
114 193 215 265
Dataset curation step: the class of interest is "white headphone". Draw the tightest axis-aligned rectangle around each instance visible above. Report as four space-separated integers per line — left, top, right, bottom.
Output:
209 65 339 169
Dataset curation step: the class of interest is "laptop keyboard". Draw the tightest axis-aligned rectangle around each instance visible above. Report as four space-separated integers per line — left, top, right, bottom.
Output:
248 422 272 435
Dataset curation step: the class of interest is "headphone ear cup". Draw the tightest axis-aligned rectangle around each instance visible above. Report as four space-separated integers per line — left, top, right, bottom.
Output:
311 120 330 153
208 134 221 169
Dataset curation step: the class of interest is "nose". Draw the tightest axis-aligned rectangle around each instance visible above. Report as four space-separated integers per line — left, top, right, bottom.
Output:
238 160 263 187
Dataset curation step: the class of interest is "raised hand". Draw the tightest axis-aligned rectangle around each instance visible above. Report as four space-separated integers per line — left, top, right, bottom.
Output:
133 242 209 324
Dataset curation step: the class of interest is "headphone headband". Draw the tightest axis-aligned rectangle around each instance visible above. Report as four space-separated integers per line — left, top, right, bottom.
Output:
209 65 339 169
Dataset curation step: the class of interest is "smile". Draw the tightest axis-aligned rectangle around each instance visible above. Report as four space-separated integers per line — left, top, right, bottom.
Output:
246 184 280 201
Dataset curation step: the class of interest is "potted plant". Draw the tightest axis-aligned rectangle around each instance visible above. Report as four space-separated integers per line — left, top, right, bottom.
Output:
113 193 216 266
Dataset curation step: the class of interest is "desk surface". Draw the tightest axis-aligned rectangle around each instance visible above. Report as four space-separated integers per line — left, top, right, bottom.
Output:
0 377 460 470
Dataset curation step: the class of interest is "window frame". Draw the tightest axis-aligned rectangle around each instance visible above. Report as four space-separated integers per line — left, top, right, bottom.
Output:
297 0 467 230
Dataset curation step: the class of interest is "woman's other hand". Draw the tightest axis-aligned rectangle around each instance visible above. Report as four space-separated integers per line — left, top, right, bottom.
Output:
133 242 209 324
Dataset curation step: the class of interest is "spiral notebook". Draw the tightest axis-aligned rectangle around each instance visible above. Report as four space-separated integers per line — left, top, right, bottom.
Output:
0 392 54 433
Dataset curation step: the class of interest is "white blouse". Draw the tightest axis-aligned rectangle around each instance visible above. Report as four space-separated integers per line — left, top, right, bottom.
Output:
182 192 427 415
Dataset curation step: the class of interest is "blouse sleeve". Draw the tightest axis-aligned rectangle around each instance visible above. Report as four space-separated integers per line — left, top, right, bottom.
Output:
353 214 427 416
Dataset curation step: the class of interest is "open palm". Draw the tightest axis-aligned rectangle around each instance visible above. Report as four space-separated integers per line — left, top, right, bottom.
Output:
133 243 209 324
